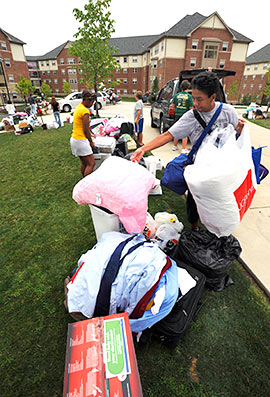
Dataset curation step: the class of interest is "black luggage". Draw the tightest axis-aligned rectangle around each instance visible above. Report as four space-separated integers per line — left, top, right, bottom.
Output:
138 260 205 349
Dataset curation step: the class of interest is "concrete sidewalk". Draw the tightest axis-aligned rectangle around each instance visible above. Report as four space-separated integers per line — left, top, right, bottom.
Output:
43 102 270 295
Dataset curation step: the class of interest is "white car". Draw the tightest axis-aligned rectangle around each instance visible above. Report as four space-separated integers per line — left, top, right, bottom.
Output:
58 91 106 112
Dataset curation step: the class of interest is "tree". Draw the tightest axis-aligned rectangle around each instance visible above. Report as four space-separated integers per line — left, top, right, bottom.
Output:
41 82 52 100
149 77 159 102
263 64 270 99
63 81 72 96
15 76 33 105
69 0 120 116
227 80 238 102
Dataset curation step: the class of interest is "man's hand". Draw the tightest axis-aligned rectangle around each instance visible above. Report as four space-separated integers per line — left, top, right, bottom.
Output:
130 147 144 163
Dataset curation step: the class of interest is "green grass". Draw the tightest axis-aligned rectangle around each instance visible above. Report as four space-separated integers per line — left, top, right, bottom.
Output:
248 117 270 129
0 125 270 396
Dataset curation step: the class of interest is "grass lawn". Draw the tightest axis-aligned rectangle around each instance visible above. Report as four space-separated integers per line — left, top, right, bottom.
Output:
242 114 270 129
1 125 270 396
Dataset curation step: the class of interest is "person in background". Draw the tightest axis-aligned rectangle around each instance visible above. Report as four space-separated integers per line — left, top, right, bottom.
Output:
5 100 16 117
28 94 37 116
171 80 193 153
70 90 96 177
134 90 144 146
131 72 244 231
50 96 62 127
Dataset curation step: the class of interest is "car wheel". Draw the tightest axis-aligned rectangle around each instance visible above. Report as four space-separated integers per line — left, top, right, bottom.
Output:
94 102 102 110
159 117 165 134
63 104 71 112
150 111 157 128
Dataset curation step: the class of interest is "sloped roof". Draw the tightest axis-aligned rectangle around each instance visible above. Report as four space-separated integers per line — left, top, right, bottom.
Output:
246 43 270 64
109 35 160 55
25 12 252 60
1 28 26 45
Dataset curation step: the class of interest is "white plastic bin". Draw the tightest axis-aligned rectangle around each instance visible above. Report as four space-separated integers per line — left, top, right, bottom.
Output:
89 204 124 240
93 153 111 171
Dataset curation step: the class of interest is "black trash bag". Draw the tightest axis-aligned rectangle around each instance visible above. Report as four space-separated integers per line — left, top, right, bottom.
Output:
172 230 242 291
124 153 146 168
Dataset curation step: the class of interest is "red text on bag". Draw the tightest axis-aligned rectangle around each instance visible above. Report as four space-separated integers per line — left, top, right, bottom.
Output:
233 169 256 221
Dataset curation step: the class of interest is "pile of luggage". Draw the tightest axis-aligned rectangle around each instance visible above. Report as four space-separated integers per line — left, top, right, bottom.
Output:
65 155 242 349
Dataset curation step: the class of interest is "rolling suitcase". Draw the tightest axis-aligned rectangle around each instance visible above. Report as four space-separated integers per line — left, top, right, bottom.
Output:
138 259 205 349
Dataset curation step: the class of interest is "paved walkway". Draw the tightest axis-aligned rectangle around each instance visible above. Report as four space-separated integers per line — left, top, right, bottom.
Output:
42 102 270 295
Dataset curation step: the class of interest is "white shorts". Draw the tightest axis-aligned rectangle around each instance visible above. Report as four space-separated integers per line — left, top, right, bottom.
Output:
70 137 93 157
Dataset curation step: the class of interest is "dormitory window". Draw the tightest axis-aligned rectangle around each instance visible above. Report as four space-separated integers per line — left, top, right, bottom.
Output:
254 65 258 70
123 89 127 94
250 84 254 89
132 78 137 84
222 42 228 51
47 71 50 75
42 71 46 75
54 79 58 84
132 68 137 73
123 79 127 84
190 58 196 67
261 74 265 80
8 75 14 83
116 58 120 63
219 60 225 68
155 45 159 55
192 40 198 49
258 84 262 90
61 70 65 74
263 63 268 70
46 61 49 66
247 65 250 71
117 89 121 94
252 75 256 80
123 68 127 74
52 61 56 66
132 57 137 63
5 59 10 67
60 58 64 64
68 58 75 65
123 57 127 63
244 75 248 80
40 62 44 67
1 41 7 50
161 41 164 51
243 84 246 89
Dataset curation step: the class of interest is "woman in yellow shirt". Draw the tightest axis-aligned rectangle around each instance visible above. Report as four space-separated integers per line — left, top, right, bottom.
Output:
70 90 97 177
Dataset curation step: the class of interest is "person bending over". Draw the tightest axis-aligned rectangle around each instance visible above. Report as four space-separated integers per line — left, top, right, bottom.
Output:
131 72 244 231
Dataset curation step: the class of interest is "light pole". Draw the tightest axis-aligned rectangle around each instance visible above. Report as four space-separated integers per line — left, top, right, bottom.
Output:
0 56 11 102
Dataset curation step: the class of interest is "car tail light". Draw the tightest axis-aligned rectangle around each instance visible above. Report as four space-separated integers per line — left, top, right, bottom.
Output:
168 104 175 116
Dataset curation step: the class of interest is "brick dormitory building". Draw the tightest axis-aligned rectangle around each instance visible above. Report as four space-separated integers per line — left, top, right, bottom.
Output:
2 11 264 105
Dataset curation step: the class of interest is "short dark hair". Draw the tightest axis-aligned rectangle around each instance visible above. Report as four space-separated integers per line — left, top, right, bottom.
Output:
82 89 96 101
191 72 219 97
180 80 191 91
135 90 143 100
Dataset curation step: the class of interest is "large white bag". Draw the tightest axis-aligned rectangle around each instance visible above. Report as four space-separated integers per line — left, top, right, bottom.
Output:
184 124 257 237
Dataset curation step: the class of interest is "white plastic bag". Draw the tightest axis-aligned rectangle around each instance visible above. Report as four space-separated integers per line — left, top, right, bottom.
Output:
47 121 59 129
184 124 257 237
143 212 157 239
155 224 180 250
154 212 184 234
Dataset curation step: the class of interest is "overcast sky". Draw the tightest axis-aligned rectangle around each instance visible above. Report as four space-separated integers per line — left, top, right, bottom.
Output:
1 0 268 57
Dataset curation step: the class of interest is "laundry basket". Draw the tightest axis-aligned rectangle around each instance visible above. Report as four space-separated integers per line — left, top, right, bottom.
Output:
89 204 126 240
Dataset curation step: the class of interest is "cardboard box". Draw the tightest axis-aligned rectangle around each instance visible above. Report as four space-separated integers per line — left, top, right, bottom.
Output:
63 312 143 397
18 121 28 129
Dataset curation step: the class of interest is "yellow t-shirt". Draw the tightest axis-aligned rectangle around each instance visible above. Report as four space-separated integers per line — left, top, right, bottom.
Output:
72 103 90 140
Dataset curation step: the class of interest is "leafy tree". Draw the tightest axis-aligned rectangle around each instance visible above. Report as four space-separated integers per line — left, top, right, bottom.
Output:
69 0 120 116
227 80 238 101
15 76 33 105
41 82 52 100
263 64 270 99
63 81 72 96
149 77 159 102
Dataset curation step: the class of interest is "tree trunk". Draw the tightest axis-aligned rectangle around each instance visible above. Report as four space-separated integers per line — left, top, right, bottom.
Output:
94 72 99 118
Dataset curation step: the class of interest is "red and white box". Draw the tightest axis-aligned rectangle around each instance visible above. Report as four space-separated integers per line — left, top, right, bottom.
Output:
63 312 143 397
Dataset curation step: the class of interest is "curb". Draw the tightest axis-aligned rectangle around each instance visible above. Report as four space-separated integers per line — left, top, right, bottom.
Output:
238 257 270 299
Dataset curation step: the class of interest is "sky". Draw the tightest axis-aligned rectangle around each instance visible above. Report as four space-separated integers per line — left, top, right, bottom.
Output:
1 0 269 57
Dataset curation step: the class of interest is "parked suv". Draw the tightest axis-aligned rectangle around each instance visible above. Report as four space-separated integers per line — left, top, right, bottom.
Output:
150 69 236 133
58 91 106 112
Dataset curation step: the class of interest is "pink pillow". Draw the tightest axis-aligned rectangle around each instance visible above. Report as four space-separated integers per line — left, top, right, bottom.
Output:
72 156 156 233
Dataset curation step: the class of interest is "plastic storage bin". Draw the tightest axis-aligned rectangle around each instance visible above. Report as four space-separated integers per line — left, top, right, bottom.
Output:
93 153 111 171
94 136 116 153
89 204 125 240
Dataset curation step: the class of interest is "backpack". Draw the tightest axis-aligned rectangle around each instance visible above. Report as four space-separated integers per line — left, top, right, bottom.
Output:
120 122 134 137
